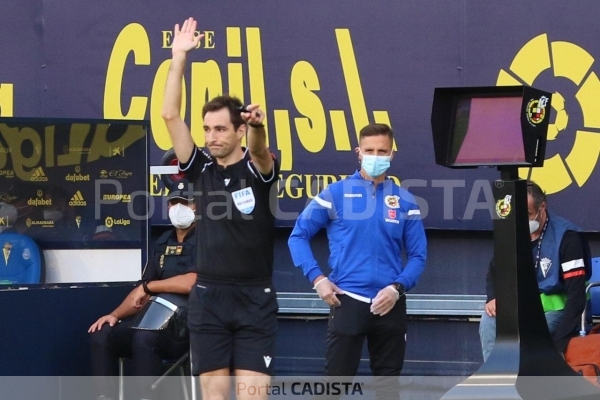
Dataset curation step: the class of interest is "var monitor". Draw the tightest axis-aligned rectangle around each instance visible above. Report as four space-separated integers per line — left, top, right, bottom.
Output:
431 86 552 168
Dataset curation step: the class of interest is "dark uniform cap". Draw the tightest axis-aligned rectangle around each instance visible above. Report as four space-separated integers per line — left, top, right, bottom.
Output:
167 178 194 202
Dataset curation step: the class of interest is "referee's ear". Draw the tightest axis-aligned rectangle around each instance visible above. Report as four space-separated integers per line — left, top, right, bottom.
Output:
236 123 247 141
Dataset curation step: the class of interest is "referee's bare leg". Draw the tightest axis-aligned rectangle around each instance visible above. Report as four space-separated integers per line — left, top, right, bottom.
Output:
235 369 271 400
199 368 270 400
200 368 230 400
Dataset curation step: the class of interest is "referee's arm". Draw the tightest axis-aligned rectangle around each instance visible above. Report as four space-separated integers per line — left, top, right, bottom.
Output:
162 46 197 164
244 105 273 175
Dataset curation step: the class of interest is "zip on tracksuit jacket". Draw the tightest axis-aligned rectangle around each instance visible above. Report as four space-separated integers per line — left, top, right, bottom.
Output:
288 170 427 300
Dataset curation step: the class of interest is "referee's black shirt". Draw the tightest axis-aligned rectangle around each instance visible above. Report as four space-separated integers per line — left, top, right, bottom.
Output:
180 147 279 284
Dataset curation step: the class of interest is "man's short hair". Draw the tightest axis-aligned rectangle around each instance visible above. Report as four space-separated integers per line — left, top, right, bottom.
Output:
202 95 245 130
527 180 546 208
359 123 394 142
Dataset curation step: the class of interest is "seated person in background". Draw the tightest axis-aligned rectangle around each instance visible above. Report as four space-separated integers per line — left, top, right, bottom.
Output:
479 180 591 361
0 202 18 234
88 178 197 400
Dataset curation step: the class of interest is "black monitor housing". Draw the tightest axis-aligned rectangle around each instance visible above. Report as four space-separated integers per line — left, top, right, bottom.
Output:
431 85 552 168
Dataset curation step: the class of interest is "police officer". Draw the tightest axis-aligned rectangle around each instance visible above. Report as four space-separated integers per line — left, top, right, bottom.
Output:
88 178 197 400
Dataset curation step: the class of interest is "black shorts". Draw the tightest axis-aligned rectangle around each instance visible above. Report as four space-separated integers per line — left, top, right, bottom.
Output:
188 281 278 375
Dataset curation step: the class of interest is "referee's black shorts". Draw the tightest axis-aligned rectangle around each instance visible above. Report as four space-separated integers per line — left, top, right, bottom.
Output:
188 280 278 375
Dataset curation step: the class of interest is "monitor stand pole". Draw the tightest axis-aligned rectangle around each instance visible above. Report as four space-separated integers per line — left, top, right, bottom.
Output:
440 168 599 400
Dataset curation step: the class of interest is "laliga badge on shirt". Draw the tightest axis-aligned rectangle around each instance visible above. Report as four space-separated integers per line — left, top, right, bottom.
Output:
232 187 255 214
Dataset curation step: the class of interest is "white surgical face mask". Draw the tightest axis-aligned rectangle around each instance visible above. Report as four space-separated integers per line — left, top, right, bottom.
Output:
360 152 392 178
529 209 540 234
168 203 195 229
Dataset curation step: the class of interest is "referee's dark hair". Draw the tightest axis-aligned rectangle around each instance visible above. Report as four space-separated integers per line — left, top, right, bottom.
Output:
202 95 245 130
526 180 547 208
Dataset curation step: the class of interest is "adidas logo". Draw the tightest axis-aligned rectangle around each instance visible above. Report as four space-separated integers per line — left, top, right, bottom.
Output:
30 166 48 181
69 190 87 206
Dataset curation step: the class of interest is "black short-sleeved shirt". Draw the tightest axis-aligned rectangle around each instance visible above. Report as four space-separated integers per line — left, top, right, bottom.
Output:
143 228 197 281
180 147 279 284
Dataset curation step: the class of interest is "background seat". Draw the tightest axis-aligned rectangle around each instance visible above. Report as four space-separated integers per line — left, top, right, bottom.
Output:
580 257 600 335
0 232 44 285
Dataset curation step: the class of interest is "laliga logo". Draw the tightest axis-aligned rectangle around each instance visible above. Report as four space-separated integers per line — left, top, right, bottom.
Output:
497 33 600 194
105 216 131 228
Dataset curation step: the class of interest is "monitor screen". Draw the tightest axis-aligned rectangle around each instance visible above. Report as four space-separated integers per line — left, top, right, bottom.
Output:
449 96 525 166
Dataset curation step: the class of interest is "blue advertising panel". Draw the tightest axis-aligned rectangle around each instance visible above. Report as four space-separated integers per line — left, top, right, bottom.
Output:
0 118 149 283
0 0 599 230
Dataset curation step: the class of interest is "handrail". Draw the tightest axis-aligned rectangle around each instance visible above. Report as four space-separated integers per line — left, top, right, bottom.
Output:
276 292 486 317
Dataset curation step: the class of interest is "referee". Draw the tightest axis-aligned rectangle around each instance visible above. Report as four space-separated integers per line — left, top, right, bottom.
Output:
162 17 280 400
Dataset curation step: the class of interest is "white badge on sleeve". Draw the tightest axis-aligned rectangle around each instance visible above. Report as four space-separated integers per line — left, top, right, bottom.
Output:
232 187 256 214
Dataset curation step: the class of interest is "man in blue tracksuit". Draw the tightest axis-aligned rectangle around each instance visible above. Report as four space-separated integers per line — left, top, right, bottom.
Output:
288 123 427 399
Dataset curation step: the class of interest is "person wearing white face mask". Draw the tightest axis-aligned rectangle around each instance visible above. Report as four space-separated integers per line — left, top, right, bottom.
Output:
289 123 427 399
88 178 197 400
479 180 591 362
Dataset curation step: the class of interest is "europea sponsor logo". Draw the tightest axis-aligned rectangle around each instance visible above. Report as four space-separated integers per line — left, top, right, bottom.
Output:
27 197 52 206
102 194 131 202
65 173 91 182
0 170 14 177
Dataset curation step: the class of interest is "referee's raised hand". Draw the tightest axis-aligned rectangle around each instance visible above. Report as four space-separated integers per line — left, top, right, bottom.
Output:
240 104 265 127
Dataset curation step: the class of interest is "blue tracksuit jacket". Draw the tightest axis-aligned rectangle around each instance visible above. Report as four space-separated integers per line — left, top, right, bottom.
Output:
288 170 427 300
